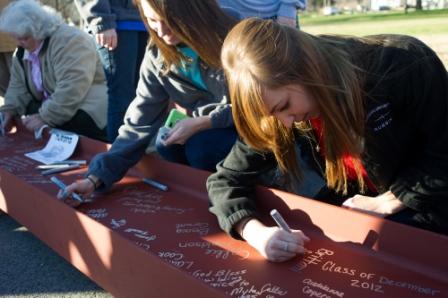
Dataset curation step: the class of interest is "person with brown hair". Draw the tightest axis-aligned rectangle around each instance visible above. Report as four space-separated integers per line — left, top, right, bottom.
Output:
61 0 238 201
207 18 448 262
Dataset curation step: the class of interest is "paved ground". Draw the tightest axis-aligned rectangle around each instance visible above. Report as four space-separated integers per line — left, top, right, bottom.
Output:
0 211 112 298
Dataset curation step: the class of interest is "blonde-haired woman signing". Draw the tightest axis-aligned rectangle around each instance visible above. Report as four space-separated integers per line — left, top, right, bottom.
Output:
61 0 238 202
207 18 448 262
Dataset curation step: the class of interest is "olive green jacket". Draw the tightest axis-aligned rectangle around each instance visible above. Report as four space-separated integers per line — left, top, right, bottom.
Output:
0 24 107 129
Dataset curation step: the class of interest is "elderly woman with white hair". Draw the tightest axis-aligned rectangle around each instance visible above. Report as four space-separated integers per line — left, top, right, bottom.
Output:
0 0 108 141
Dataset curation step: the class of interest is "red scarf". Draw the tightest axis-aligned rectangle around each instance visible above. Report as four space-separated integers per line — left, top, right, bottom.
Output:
309 118 377 193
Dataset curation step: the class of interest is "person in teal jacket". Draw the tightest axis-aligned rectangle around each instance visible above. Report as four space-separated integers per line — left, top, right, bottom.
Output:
59 0 238 204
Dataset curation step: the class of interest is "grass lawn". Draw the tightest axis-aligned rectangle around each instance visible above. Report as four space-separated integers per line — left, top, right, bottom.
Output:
299 9 448 66
300 9 448 27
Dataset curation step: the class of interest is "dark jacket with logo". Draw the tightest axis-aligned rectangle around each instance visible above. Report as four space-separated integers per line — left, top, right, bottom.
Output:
207 34 448 238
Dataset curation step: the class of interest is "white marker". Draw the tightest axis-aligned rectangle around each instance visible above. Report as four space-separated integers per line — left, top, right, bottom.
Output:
37 160 87 169
36 164 73 170
41 164 80 176
51 160 87 165
142 178 168 192
270 209 292 233
50 176 83 202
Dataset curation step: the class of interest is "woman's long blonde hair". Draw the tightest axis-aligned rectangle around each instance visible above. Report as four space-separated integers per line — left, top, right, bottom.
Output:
135 0 236 71
222 18 366 194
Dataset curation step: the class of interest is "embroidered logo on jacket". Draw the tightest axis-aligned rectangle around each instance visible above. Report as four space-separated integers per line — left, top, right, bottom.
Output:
366 103 392 132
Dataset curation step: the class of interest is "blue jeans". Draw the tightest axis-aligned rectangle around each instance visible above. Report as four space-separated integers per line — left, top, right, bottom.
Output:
97 30 148 143
156 127 238 171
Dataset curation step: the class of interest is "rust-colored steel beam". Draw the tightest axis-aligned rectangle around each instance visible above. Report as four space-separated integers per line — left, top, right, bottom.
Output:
0 128 447 298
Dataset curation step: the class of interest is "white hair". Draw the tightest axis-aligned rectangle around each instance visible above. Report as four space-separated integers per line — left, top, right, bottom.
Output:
0 0 63 40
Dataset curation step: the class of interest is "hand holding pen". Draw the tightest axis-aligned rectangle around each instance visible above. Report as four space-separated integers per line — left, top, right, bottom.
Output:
52 176 86 207
54 173 99 207
238 209 310 262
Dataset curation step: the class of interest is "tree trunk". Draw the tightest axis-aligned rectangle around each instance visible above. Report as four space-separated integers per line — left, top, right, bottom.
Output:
416 0 423 9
